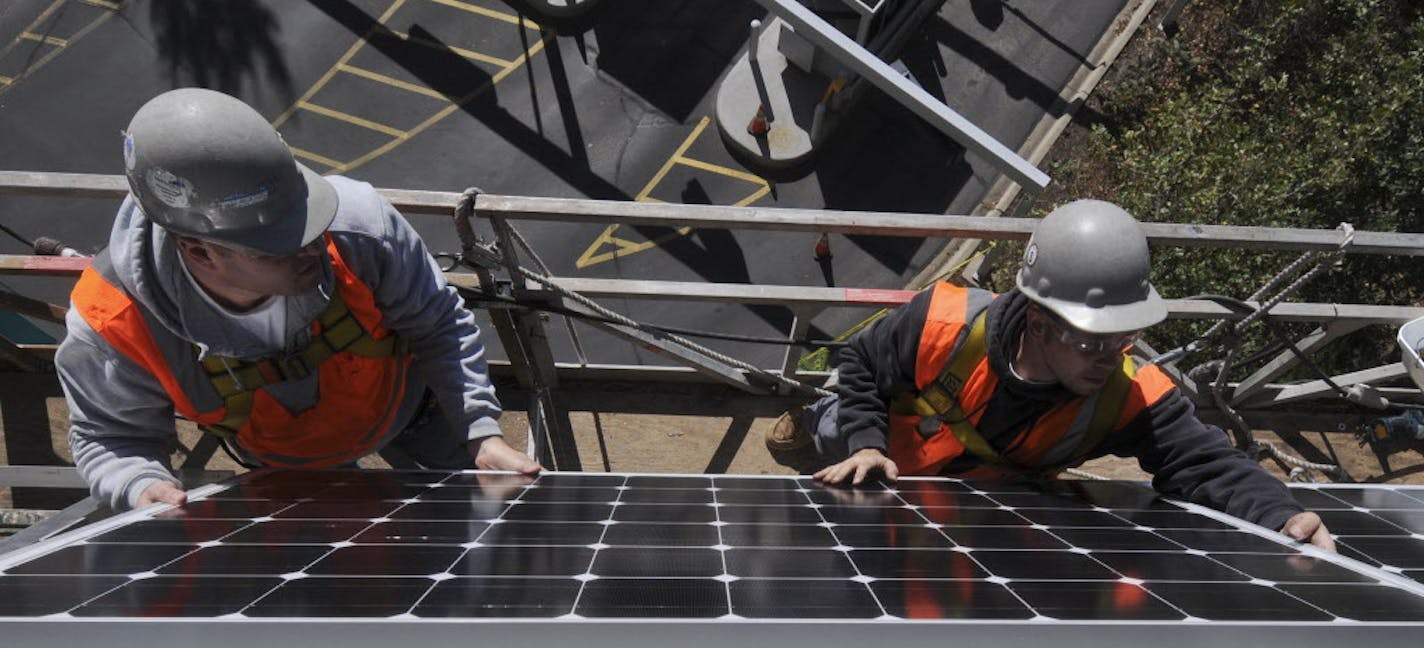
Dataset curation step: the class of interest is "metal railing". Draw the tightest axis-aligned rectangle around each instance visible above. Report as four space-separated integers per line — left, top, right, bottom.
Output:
4 170 1424 480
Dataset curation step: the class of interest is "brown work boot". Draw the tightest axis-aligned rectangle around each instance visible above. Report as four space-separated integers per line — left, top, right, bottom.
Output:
765 406 828 474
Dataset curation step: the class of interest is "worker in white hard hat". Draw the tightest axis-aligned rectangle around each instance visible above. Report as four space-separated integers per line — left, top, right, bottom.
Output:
57 88 540 511
767 200 1333 550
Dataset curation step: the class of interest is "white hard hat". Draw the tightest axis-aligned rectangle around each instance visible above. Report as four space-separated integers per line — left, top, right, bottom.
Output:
123 88 337 256
1016 199 1167 333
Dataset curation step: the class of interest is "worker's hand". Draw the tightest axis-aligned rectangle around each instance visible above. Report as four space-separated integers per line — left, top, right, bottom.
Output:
1280 511 1335 552
814 448 899 485
472 436 543 475
136 480 187 509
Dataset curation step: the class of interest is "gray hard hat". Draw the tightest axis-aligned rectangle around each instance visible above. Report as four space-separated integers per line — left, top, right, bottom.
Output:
1015 199 1167 334
122 88 337 256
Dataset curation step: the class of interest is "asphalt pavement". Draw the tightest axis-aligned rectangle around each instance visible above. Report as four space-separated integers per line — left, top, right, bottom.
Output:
0 0 1130 369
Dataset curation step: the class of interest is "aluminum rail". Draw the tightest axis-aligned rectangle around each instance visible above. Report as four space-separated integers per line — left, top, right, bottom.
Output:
5 172 1422 255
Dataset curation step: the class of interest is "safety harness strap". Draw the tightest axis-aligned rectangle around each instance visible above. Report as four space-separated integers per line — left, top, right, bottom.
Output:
894 312 1135 473
197 289 406 437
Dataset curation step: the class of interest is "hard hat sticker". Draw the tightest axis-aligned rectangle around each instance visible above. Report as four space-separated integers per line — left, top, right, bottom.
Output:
145 168 194 209
122 133 136 171
214 186 271 210
1024 243 1038 266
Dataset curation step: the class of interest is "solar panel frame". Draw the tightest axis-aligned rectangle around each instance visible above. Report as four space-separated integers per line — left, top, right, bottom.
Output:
0 470 1422 647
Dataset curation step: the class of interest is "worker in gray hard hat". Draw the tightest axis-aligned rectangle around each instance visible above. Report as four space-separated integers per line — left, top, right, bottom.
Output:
57 87 540 511
767 199 1333 550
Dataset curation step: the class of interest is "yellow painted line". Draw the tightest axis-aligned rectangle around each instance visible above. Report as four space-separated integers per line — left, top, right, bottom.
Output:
0 0 122 97
20 32 68 47
289 147 346 170
298 100 406 137
732 184 772 207
337 64 447 98
79 0 122 8
427 0 537 28
633 117 711 201
273 0 410 129
383 29 513 67
675 156 771 185
576 115 772 269
575 225 693 269
327 33 549 174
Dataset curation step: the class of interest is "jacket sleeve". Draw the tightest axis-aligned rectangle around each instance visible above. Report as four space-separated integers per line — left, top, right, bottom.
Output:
836 289 934 455
57 310 184 510
1097 388 1304 530
332 182 502 444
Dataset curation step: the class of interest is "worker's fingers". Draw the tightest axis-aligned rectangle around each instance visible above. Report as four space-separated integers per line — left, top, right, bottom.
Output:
137 481 186 508
882 459 900 482
827 462 853 484
1280 511 1335 552
1309 523 1336 552
474 436 544 474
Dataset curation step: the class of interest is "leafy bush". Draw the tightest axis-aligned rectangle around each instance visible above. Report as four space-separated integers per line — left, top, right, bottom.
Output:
1023 0 1424 377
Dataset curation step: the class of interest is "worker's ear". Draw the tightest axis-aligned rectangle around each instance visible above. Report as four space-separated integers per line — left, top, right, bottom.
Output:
1025 305 1049 341
175 236 218 270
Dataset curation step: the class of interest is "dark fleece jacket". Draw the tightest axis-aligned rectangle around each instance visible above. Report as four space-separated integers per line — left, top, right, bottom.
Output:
836 286 1304 530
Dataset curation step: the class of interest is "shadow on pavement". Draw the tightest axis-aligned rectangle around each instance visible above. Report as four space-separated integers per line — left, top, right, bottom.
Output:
308 0 630 200
924 14 1104 122
591 0 766 122
146 0 293 98
814 93 972 276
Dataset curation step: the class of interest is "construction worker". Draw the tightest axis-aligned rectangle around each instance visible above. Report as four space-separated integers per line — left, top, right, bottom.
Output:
767 200 1334 550
57 88 539 511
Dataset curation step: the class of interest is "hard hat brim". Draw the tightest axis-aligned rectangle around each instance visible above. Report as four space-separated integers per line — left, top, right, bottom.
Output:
294 163 339 250
1036 285 1169 334
214 163 338 257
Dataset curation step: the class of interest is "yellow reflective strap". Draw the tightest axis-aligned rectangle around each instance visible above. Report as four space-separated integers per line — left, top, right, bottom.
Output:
1061 356 1136 466
944 312 989 391
907 312 1008 466
194 288 407 445
320 314 365 351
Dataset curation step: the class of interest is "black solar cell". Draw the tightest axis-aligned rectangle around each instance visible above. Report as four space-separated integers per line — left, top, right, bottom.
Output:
2 470 1423 641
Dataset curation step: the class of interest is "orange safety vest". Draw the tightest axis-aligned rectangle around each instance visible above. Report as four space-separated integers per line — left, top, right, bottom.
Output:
885 282 1177 477
70 235 412 467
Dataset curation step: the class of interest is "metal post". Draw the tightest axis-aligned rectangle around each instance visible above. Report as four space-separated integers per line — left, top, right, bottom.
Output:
488 216 582 470
748 19 761 61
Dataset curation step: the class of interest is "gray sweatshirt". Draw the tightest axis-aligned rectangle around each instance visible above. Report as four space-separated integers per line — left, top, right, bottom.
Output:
57 176 502 509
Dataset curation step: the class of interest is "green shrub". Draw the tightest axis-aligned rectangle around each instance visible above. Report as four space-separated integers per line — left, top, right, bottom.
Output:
1027 0 1424 378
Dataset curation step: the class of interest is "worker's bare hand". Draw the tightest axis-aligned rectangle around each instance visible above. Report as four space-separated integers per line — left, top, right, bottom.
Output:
1280 511 1335 552
137 480 187 508
813 448 899 485
473 436 543 475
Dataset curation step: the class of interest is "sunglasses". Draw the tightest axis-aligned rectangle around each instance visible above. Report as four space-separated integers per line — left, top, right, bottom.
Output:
1045 314 1139 355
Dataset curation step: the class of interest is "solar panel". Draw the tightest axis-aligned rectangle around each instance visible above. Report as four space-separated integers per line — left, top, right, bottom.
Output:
1 470 1422 646
1287 484 1424 586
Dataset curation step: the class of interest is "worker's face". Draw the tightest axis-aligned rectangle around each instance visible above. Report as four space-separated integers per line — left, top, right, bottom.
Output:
219 238 326 295
1033 310 1138 396
196 237 327 300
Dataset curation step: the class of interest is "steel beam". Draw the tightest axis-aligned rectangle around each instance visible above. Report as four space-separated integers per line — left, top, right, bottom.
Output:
1244 364 1409 408
1230 321 1369 403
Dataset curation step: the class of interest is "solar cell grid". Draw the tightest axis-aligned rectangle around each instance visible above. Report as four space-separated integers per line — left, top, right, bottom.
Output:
1 470 1423 644
1289 484 1424 587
